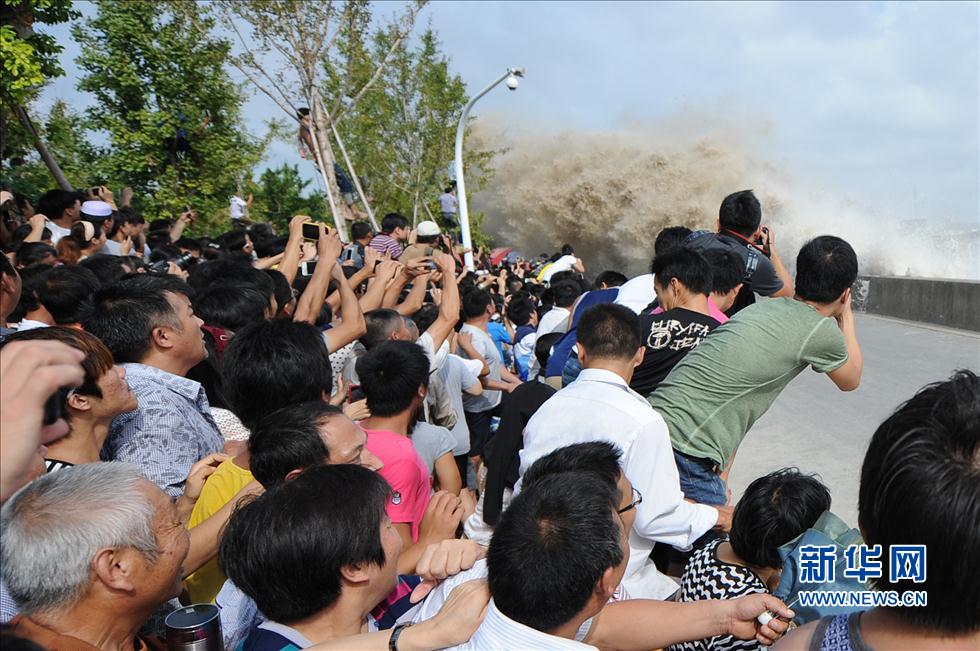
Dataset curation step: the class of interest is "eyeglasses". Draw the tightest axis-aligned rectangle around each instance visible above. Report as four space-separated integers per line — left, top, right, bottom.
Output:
617 486 643 514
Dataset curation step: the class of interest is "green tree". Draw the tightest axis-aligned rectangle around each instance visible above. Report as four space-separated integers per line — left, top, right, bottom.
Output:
176 0 426 237
252 163 328 231
72 0 266 232
0 0 76 103
2 100 96 198
325 25 497 235
1 0 80 190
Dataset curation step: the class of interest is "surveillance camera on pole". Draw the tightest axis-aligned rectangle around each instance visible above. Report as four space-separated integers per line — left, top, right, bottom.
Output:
454 67 526 270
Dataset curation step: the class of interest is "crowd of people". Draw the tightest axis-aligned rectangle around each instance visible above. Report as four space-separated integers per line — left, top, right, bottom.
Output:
0 184 977 651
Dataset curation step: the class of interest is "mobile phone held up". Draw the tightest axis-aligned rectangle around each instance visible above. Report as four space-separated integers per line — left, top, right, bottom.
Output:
302 221 329 241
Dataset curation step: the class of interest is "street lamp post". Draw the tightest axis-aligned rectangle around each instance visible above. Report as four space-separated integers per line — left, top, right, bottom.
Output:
454 67 525 270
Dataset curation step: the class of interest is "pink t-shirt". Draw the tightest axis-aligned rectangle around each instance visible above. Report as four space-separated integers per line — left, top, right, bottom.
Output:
651 297 729 324
364 429 431 541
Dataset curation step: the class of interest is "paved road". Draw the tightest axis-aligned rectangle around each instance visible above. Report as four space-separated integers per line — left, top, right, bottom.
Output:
726 313 980 528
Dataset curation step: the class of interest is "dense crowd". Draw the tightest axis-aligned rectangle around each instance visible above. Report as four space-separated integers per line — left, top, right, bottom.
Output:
0 186 977 651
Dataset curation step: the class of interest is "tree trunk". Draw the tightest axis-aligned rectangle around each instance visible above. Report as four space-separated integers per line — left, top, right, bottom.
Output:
11 104 73 191
412 187 419 226
308 90 348 240
330 121 380 232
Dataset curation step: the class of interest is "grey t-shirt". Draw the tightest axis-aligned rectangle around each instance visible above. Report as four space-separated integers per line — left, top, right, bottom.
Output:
437 354 483 455
460 323 503 413
687 232 783 296
411 421 456 474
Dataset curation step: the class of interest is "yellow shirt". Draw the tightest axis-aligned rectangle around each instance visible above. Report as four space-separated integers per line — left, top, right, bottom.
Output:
184 459 254 603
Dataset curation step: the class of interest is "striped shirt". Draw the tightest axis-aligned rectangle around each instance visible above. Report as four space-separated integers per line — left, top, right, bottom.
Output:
367 233 403 260
44 458 74 473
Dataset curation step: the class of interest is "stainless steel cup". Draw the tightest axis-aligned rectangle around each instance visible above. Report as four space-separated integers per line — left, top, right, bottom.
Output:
165 603 223 651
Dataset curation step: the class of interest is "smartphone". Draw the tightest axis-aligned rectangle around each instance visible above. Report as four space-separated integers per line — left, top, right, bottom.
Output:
348 384 365 403
302 222 321 241
300 260 318 276
90 186 101 197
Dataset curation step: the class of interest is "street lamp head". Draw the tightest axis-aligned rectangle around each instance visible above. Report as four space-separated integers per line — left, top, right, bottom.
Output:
505 75 520 91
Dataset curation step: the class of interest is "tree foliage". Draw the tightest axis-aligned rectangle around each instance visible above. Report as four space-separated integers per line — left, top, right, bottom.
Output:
1 100 95 197
176 0 426 236
71 0 266 231
0 0 78 103
325 25 496 229
251 163 329 231
1 0 79 193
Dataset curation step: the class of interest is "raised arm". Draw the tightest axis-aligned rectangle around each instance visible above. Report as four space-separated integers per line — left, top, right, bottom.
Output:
381 262 410 308
170 209 193 242
395 270 432 317
359 258 400 312
762 226 795 298
279 215 310 286
293 226 342 325
324 263 367 353
827 290 862 391
424 253 461 354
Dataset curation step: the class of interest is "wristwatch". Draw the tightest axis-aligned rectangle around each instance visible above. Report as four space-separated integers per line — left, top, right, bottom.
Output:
389 622 413 651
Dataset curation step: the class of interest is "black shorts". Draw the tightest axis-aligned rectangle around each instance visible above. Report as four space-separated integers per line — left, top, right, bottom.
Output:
464 406 499 458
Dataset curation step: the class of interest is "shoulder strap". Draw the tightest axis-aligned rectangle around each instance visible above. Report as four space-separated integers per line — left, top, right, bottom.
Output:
744 248 759 282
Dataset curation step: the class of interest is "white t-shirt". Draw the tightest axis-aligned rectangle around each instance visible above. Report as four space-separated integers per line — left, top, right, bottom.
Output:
230 195 247 220
459 324 503 413
536 306 570 337
437 354 483 455
45 220 71 245
541 254 579 283
615 274 657 314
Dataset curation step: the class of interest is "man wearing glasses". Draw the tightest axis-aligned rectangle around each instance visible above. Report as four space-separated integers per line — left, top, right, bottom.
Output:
519 303 732 600
413 442 791 650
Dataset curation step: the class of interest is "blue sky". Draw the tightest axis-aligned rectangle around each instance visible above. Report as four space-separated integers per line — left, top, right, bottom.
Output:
39 1 979 226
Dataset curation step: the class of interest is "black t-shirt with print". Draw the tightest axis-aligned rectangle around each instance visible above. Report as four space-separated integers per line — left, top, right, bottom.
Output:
630 307 719 397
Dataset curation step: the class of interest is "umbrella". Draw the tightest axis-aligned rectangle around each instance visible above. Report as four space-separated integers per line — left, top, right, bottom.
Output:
490 247 514 266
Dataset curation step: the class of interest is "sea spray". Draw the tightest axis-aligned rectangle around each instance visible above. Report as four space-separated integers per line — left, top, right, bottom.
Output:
472 119 979 280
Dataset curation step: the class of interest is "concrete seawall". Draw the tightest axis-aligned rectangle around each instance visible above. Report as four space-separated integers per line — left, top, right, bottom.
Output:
852 275 980 332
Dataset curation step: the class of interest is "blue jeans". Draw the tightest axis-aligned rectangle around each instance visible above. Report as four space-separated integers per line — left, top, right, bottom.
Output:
673 449 726 506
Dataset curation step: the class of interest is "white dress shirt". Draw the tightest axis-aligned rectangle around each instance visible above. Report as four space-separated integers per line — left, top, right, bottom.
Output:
519 367 718 600
413 561 597 650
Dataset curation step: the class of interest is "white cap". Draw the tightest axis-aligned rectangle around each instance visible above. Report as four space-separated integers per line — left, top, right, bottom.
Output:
80 200 113 219
417 220 441 237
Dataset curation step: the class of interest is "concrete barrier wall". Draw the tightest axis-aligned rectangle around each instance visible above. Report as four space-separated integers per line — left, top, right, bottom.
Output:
852 276 980 332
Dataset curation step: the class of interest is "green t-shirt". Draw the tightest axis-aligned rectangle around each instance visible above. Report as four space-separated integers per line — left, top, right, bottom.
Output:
649 297 848 467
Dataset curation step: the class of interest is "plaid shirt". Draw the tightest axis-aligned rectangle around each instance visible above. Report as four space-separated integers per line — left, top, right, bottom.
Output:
0 580 17 624
104 363 223 497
